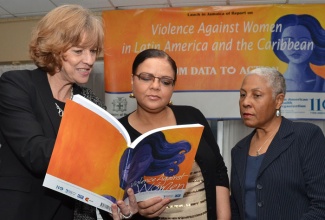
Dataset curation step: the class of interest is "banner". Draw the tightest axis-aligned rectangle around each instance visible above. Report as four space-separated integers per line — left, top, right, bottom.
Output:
103 4 325 119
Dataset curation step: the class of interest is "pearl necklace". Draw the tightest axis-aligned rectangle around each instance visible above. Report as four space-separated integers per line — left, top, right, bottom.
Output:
55 87 73 117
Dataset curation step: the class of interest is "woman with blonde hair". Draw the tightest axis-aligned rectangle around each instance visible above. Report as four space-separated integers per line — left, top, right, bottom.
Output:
0 5 136 220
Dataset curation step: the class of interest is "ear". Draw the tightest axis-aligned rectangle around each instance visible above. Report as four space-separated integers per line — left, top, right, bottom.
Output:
275 93 285 109
131 75 134 88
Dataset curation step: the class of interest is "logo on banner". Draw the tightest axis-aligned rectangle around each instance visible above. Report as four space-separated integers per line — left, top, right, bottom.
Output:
112 97 127 112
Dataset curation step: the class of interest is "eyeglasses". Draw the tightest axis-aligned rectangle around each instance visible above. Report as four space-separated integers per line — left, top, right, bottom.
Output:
134 72 175 87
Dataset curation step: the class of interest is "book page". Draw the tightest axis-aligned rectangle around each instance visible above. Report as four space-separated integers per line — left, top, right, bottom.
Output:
44 97 132 212
72 95 131 145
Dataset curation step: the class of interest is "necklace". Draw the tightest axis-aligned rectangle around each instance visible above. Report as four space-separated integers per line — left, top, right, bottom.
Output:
55 87 73 117
255 131 276 156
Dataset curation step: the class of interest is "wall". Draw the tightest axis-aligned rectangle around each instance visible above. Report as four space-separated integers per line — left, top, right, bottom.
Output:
0 13 102 63
0 17 39 63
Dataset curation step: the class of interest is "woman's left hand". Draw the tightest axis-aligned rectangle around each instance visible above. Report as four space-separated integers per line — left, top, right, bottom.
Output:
111 188 138 219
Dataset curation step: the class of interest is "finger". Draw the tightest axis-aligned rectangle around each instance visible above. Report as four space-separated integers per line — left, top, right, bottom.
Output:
111 204 120 220
116 200 131 217
126 188 138 213
138 198 170 218
138 196 163 209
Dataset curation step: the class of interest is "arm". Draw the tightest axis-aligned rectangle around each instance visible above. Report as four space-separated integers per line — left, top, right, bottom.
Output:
230 148 241 220
0 71 55 174
216 186 231 220
300 125 325 219
194 107 231 218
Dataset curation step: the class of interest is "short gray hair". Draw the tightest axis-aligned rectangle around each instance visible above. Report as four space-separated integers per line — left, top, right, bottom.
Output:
245 67 286 98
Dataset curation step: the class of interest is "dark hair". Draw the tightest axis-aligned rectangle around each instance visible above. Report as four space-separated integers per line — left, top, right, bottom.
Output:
271 14 325 65
132 49 178 83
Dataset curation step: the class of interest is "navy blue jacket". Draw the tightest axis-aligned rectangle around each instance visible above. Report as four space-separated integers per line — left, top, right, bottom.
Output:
231 117 325 219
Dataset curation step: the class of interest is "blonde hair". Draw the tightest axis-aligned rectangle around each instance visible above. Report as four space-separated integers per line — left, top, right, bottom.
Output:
29 4 103 73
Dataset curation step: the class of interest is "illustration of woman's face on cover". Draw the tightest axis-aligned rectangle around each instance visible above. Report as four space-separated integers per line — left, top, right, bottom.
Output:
281 25 314 64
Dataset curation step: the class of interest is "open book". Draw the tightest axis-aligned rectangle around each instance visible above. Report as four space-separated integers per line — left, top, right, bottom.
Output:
43 95 204 213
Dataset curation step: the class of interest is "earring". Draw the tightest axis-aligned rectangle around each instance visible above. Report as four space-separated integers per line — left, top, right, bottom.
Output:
276 109 281 117
129 93 135 98
168 100 173 106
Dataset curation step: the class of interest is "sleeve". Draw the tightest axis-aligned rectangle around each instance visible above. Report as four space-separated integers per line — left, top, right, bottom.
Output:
80 87 107 110
230 147 241 219
191 107 229 188
0 71 55 174
300 125 325 219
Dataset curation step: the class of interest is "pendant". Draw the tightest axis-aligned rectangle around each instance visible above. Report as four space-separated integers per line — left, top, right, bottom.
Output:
55 103 63 117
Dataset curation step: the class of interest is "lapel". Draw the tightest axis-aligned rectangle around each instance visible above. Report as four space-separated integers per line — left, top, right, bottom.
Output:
31 68 61 133
258 117 295 178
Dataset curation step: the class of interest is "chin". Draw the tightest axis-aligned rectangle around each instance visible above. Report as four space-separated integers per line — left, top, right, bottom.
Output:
77 77 90 84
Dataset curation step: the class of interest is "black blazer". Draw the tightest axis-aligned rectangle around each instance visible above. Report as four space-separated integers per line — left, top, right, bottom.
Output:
230 117 325 219
0 69 103 220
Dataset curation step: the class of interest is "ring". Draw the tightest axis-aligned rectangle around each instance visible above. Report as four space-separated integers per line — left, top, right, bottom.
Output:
121 211 133 219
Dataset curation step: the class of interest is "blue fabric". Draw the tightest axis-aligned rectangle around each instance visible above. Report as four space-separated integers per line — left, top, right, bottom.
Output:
244 154 265 220
230 117 325 220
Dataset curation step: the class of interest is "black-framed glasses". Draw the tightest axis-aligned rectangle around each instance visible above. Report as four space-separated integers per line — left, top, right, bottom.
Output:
134 72 175 87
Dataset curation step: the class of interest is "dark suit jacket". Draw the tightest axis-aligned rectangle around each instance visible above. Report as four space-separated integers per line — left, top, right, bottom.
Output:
230 117 325 220
0 69 103 220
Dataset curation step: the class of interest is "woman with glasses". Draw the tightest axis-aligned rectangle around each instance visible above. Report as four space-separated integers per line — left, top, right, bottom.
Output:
116 49 231 220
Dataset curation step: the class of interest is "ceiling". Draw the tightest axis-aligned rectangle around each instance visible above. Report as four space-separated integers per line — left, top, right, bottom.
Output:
0 0 324 19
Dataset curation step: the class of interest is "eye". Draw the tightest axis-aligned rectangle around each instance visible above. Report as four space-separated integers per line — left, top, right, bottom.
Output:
73 49 83 55
161 78 174 86
239 93 246 98
90 49 98 54
139 73 153 81
253 94 262 98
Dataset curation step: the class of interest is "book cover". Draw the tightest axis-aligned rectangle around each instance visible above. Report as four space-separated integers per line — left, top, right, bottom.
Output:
43 95 204 213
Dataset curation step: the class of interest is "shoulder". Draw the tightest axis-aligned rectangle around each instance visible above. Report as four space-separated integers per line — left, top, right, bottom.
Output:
0 68 45 87
119 114 130 125
281 117 323 136
1 69 33 80
78 86 107 110
170 105 207 125
170 105 203 116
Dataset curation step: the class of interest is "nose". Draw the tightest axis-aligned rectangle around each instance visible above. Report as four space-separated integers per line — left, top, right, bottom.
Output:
240 96 251 108
82 50 96 65
150 77 161 89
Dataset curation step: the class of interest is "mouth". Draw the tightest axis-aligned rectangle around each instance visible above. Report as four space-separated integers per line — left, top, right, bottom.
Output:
77 68 92 75
289 52 301 59
147 95 160 100
242 112 253 118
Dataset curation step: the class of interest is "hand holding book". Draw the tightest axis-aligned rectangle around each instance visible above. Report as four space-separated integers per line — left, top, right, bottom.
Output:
43 95 204 213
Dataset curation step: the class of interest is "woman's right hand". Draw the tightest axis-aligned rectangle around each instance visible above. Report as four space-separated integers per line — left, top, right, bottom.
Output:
137 197 171 218
111 188 138 220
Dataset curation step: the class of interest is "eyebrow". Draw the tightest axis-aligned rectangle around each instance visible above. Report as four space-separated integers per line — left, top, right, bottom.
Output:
140 72 174 79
